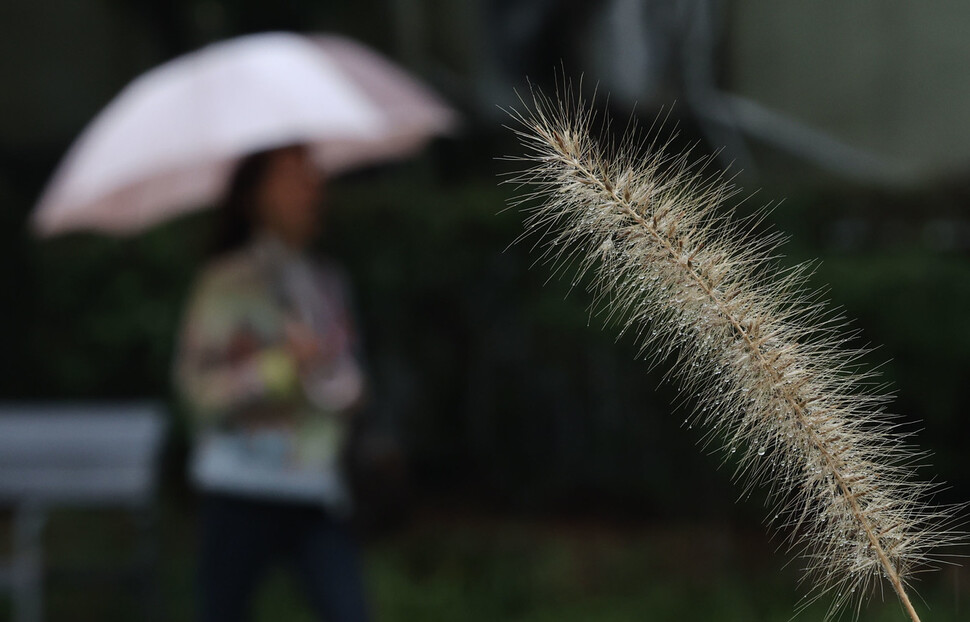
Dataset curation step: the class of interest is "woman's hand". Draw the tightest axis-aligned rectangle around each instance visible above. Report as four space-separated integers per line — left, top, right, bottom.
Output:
285 320 351 371
227 328 261 362
284 320 323 369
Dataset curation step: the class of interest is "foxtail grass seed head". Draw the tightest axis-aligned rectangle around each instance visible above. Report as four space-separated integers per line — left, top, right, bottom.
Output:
502 85 962 621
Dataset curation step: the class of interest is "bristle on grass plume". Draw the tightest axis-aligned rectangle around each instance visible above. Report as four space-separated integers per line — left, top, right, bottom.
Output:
502 84 961 621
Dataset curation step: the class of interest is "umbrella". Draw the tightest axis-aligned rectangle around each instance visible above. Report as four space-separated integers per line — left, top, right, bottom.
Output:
32 32 458 236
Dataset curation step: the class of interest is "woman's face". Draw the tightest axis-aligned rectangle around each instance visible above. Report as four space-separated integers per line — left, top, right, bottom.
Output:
256 147 323 248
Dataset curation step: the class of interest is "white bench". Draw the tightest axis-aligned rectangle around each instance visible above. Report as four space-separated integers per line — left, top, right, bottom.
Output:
0 403 167 622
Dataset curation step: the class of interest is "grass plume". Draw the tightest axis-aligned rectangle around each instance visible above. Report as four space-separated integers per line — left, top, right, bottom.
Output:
503 84 961 621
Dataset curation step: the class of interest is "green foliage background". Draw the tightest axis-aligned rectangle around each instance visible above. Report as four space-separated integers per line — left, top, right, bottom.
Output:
4 141 970 514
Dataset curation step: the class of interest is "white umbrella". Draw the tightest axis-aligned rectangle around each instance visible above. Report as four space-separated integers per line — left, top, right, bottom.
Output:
32 32 458 236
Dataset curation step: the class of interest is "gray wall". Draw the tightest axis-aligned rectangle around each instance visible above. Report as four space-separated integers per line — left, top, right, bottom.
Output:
731 1 970 177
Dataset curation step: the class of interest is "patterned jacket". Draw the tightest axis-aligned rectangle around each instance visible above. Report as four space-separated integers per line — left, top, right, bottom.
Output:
174 234 365 509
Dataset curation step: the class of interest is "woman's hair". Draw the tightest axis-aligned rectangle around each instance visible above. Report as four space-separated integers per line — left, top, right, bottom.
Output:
210 144 307 256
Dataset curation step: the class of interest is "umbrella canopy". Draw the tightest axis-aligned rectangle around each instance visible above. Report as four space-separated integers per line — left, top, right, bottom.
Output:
32 32 458 236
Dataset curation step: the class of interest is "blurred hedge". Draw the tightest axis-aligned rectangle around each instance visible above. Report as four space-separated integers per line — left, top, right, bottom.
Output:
3 138 969 517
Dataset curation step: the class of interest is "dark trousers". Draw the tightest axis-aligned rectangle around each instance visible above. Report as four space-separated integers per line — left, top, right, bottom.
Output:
198 493 370 622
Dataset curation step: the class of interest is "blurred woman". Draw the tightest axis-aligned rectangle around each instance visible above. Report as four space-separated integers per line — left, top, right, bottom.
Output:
174 144 369 622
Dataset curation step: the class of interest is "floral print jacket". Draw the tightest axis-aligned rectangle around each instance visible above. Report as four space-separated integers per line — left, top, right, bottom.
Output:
174 234 365 508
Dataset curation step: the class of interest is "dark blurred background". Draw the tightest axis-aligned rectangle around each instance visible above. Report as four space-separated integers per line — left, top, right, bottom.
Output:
2 1 970 620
